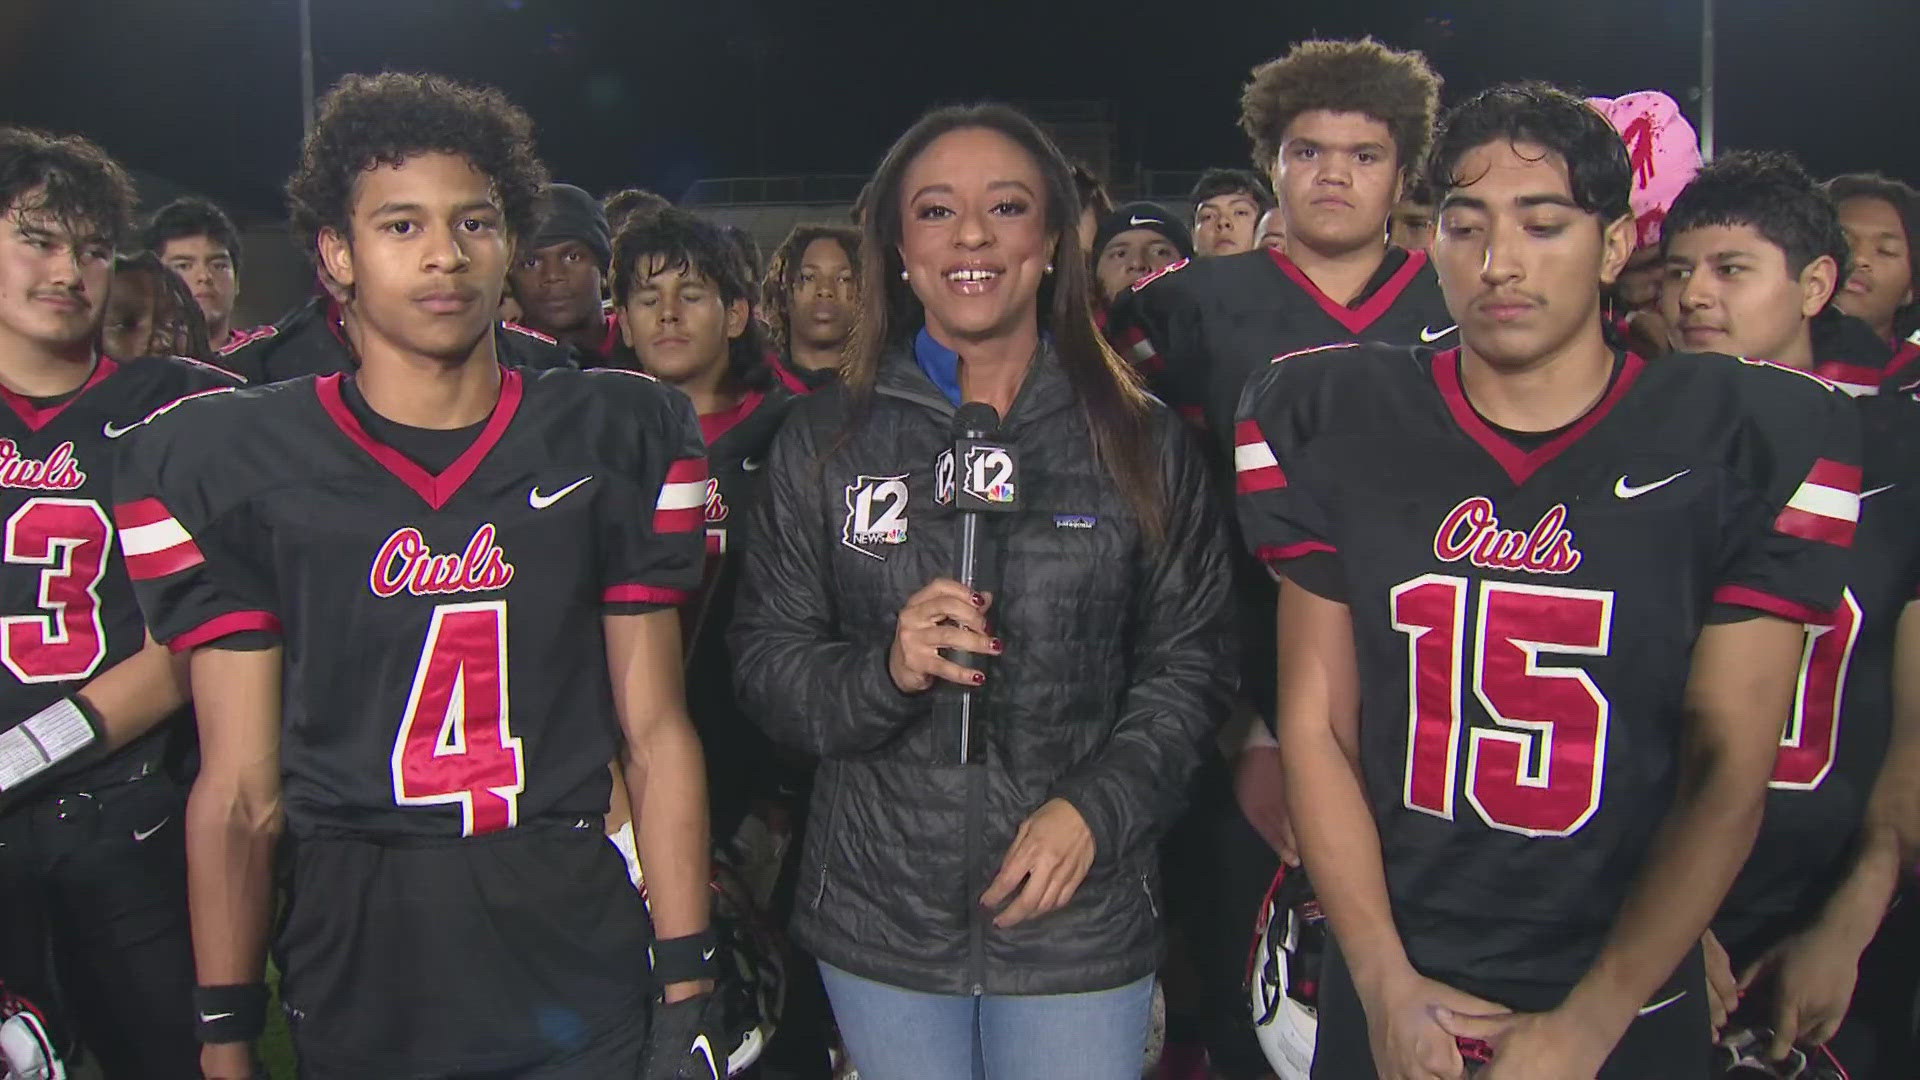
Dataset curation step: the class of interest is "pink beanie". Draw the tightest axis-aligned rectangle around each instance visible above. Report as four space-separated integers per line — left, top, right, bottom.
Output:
1586 91 1704 248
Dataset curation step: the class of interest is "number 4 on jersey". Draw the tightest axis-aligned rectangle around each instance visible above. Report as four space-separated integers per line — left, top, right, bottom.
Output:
390 601 524 835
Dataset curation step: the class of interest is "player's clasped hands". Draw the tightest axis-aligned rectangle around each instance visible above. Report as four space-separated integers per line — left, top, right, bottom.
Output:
1361 968 1512 1080
1433 1004 1618 1079
887 579 1001 693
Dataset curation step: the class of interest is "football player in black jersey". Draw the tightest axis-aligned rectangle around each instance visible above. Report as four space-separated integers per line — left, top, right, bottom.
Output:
1238 84 1860 1080
113 75 720 1080
611 206 796 844
1106 36 1453 441
762 223 860 395
508 183 622 364
1660 151 1920 1078
0 127 242 1079
1825 174 1920 389
1107 41 1453 1077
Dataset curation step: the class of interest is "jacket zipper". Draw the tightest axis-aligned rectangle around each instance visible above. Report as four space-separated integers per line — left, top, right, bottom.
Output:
812 766 844 911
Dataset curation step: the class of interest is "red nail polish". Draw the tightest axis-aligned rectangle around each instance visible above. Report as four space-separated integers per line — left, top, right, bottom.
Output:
971 592 985 607
972 672 986 685
990 638 1004 653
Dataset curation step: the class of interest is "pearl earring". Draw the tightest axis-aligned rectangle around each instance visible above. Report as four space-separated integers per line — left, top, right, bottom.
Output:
1045 263 1055 274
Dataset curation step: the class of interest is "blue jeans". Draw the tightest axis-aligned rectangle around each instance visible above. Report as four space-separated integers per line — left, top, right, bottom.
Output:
818 962 1154 1080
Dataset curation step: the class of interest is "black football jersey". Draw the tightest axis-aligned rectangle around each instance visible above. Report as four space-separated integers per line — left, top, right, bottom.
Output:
1879 333 1920 392
220 296 577 385
0 355 241 789
115 366 707 839
1714 389 1920 965
1106 245 1458 441
1806 310 1898 397
687 387 795 822
1108 247 1458 719
1236 344 1859 1002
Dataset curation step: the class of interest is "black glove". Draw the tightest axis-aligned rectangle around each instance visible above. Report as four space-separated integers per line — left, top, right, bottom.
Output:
640 991 726 1080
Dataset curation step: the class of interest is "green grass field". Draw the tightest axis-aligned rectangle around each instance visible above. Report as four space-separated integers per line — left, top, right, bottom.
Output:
259 964 294 1078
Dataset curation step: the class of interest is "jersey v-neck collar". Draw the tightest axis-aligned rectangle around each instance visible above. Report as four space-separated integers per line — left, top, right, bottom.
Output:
314 366 524 511
1432 348 1645 486
700 389 765 445
0 356 118 432
1267 246 1429 336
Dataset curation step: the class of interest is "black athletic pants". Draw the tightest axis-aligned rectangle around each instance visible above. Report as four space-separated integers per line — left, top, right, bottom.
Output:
0 774 198 1079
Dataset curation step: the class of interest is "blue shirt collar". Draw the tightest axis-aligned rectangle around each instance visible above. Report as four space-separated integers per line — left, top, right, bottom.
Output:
913 327 964 406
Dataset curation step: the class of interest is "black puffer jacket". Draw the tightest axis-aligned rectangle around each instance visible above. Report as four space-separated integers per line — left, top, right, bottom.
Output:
731 344 1234 996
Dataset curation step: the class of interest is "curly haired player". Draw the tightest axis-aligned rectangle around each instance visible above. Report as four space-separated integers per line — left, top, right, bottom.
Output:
116 73 722 1080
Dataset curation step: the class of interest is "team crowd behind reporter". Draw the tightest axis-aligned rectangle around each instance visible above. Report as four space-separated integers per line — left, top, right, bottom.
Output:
0 22 1914 1080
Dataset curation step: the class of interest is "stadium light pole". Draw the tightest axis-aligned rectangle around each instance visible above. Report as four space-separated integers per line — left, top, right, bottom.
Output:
300 0 315 139
1699 0 1715 161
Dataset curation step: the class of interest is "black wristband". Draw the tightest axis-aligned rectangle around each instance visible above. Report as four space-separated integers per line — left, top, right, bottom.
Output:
649 929 719 985
194 983 269 1044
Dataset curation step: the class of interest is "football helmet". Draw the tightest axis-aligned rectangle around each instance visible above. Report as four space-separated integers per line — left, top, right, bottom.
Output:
1247 865 1323 1080
0 984 62 1080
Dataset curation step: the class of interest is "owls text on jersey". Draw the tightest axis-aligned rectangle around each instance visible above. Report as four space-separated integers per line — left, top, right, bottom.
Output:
1234 343 1859 1000
112 365 707 839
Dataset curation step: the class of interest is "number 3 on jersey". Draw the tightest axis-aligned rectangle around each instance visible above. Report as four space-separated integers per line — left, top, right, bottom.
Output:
2 498 111 683
390 601 524 835
1393 575 1613 837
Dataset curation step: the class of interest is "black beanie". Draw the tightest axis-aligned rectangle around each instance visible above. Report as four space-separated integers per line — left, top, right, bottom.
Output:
530 183 612 266
1092 202 1195 261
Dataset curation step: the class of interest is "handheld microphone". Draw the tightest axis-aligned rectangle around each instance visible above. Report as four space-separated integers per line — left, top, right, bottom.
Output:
945 403 1018 764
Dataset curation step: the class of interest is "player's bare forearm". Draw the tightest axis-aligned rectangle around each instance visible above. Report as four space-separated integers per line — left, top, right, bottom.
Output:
185 646 284 990
74 632 188 751
1565 616 1803 1035
1812 601 1920 950
1273 580 1410 991
1877 603 1920 863
607 611 712 992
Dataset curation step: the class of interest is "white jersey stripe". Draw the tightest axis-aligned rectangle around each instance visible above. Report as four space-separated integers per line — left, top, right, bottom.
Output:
1234 440 1279 474
1787 481 1861 524
655 480 708 512
119 517 193 557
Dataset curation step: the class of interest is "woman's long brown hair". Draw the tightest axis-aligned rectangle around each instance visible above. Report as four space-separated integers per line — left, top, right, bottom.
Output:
841 103 1165 541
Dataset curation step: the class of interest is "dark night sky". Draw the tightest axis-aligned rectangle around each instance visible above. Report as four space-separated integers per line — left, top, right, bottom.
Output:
3 0 1915 215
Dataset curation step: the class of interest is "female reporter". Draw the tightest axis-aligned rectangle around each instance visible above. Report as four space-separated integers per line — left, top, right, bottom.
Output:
730 103 1234 1080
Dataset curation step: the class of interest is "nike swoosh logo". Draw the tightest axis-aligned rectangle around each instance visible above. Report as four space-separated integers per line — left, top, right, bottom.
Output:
1614 470 1691 499
1861 484 1896 499
691 1033 719 1079
1128 215 1161 227
1419 324 1457 343
741 458 764 473
132 817 170 842
1638 990 1687 1017
701 946 716 961
528 476 592 509
198 1011 234 1023
102 420 140 439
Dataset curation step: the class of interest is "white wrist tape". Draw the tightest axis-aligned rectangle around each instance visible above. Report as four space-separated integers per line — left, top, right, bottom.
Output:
0 697 99 793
